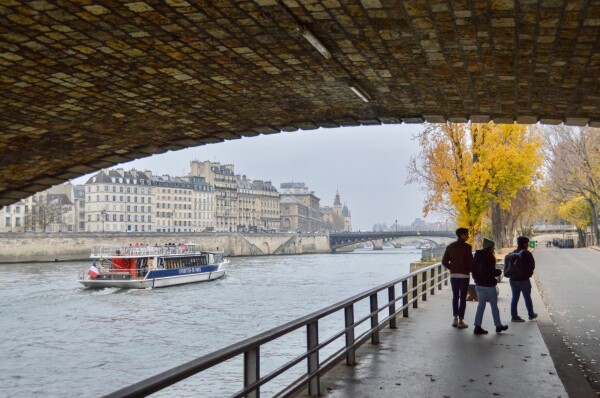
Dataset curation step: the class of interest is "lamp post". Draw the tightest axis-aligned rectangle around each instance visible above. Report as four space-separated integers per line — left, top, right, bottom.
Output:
167 211 172 233
395 219 398 233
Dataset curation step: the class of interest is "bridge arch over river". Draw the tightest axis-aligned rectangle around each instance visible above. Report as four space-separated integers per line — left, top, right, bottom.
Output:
329 231 455 252
2 2 600 205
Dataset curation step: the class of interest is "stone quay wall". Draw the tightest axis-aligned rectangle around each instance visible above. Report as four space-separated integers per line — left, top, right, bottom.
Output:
0 232 331 263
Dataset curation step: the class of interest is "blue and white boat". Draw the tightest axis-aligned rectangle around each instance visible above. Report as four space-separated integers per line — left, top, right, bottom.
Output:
78 244 228 289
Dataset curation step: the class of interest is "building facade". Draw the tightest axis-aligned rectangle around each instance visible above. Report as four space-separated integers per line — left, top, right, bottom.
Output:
279 182 324 232
0 200 26 233
190 160 238 232
153 175 214 233
84 169 154 233
237 176 280 232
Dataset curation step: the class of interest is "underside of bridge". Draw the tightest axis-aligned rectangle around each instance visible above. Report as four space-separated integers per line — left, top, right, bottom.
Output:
2 1 600 205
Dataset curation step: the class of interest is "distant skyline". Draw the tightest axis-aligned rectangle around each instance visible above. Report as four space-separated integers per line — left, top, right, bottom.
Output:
73 124 431 231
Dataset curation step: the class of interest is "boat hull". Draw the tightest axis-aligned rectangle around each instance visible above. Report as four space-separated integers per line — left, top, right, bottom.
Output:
79 268 226 289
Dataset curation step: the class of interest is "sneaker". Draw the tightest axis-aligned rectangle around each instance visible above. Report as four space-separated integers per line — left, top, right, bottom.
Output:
474 325 488 335
457 320 469 329
496 325 509 333
452 318 458 327
511 316 525 322
529 313 538 321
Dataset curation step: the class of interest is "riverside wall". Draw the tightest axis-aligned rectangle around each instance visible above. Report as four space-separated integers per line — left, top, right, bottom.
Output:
0 232 332 263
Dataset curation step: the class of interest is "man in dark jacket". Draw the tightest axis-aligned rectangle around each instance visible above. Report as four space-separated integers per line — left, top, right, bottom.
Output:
510 236 538 322
442 227 473 329
472 238 508 335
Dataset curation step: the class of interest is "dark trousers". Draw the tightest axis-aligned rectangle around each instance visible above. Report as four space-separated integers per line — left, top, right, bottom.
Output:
510 279 535 318
450 277 470 319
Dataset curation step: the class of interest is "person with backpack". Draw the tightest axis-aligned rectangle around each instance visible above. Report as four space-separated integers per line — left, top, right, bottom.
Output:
472 238 508 335
508 236 538 322
441 227 473 329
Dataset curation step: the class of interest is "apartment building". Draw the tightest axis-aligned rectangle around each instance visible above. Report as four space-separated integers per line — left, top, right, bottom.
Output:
190 160 237 232
84 169 154 233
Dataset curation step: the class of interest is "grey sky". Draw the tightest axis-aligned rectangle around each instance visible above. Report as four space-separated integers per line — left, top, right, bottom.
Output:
74 124 429 230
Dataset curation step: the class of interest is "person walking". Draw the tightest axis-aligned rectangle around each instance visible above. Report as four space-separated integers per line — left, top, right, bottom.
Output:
472 238 508 335
441 227 473 329
510 236 538 322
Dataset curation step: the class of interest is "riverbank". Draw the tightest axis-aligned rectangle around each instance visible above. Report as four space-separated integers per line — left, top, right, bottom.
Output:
0 232 332 263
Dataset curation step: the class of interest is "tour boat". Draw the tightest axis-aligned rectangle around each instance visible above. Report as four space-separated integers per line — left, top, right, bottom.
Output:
79 244 228 289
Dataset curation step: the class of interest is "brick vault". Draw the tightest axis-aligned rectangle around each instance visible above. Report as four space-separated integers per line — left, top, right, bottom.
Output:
2 1 600 205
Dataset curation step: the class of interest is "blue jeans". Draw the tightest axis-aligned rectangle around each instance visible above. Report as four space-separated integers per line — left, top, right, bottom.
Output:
510 279 535 318
450 278 469 319
474 286 502 327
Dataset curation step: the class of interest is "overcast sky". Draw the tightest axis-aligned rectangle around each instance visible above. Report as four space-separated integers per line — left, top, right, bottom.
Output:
74 124 430 230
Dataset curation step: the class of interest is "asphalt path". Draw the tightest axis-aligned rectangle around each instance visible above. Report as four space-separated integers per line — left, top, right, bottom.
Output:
534 247 600 394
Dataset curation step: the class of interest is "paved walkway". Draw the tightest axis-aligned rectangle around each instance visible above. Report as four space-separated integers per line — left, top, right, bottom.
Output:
316 277 574 398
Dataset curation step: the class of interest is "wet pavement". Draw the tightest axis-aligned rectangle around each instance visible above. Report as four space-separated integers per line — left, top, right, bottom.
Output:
314 264 597 398
535 247 600 394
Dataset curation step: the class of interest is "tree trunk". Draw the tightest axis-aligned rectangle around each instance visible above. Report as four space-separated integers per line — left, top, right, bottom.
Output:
586 198 600 245
490 200 504 249
576 227 586 248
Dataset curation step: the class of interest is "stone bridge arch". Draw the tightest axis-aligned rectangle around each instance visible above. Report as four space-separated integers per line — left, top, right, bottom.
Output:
2 2 599 205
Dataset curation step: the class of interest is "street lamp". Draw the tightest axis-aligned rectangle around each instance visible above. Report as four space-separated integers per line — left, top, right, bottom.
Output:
167 211 172 233
395 219 398 233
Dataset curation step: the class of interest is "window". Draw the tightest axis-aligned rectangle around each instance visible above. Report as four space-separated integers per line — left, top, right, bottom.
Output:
5 217 10 227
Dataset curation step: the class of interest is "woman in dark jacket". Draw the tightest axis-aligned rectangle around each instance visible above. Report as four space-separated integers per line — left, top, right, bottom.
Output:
472 238 508 335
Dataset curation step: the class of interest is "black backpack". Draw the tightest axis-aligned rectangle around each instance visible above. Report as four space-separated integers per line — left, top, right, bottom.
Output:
503 250 525 279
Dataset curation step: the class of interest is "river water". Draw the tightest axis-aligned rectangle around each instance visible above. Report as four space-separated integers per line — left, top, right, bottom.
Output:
1 247 421 397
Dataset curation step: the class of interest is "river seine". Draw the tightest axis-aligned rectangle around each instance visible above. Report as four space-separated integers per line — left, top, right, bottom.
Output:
0 247 421 397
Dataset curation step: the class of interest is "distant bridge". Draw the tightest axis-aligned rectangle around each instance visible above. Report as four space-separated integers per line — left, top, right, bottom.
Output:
532 225 577 233
329 231 455 252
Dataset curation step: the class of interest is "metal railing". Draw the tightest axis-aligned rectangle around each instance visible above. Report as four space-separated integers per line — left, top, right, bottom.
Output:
90 244 205 257
104 262 449 398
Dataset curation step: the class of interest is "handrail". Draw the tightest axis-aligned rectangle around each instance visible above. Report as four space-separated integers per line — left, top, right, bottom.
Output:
103 262 450 398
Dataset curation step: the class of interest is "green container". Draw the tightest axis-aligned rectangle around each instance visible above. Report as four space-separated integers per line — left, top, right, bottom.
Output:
529 240 536 248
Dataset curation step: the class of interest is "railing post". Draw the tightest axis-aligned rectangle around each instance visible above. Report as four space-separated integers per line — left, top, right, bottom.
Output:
412 274 418 308
345 305 356 365
444 265 448 285
422 270 427 301
370 293 380 344
402 279 409 317
437 265 442 290
244 347 260 398
307 321 320 396
430 268 435 296
388 285 397 328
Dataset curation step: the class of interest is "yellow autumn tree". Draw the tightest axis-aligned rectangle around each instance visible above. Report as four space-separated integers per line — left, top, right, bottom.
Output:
407 122 542 247
558 196 591 247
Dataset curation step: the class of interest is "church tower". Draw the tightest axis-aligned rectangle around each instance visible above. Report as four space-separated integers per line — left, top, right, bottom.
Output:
333 189 342 215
